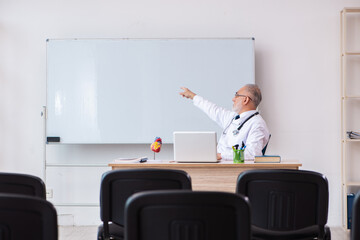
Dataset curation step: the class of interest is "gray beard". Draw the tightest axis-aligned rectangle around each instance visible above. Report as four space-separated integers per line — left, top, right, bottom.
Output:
232 105 241 113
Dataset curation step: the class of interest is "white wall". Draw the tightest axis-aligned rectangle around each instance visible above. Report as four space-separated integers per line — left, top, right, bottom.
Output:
1 0 360 226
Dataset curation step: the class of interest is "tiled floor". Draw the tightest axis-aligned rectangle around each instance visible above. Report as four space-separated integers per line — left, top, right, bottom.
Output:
59 226 98 240
332 226 350 240
59 225 350 240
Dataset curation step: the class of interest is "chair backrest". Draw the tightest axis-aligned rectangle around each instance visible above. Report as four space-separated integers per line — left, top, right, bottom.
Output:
261 134 271 155
100 169 192 226
236 169 329 230
125 190 251 240
351 191 360 240
0 173 46 199
0 193 58 240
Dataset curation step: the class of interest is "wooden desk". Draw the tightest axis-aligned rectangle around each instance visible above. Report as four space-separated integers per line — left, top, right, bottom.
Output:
109 161 302 193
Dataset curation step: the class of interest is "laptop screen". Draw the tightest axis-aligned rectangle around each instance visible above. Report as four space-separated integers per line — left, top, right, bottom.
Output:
173 131 218 163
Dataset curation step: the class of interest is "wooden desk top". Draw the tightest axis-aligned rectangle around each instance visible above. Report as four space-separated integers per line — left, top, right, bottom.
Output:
109 160 302 168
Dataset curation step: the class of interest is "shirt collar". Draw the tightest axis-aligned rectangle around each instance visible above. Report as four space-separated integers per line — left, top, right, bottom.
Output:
238 110 257 120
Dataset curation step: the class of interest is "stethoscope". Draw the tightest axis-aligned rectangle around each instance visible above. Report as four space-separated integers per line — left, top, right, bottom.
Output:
223 112 259 136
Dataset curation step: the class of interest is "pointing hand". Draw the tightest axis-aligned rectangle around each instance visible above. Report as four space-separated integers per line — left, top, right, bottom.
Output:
179 87 196 100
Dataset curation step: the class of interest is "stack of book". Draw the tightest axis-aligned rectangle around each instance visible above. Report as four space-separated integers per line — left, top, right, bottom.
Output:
254 155 281 163
347 131 360 139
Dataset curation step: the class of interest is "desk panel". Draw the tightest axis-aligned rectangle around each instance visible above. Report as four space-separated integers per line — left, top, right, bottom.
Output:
109 161 302 193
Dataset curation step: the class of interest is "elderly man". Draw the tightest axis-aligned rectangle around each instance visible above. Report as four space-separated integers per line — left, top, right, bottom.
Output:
180 84 270 160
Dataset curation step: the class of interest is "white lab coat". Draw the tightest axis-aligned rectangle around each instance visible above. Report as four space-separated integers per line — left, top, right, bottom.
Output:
193 95 270 160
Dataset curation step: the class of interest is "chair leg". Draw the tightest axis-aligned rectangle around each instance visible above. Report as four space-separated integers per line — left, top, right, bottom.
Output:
102 222 111 240
97 232 110 240
98 234 111 240
324 226 331 240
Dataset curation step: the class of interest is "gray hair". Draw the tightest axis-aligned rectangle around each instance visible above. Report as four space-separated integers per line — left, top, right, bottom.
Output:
245 84 262 108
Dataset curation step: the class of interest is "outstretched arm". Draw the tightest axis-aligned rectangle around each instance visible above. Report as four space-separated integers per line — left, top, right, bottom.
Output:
179 87 235 129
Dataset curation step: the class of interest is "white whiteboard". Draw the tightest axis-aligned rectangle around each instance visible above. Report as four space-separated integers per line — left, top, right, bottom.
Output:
46 38 255 143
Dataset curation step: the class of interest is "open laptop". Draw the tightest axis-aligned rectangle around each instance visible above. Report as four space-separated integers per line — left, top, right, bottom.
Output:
173 131 218 163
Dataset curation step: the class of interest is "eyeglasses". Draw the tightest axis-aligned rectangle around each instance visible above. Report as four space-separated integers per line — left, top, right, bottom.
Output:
235 92 252 101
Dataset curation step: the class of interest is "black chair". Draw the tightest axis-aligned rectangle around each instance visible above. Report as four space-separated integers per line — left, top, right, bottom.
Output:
0 172 46 199
351 191 360 240
0 193 58 240
98 169 192 240
236 169 331 240
261 134 271 155
125 190 251 240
